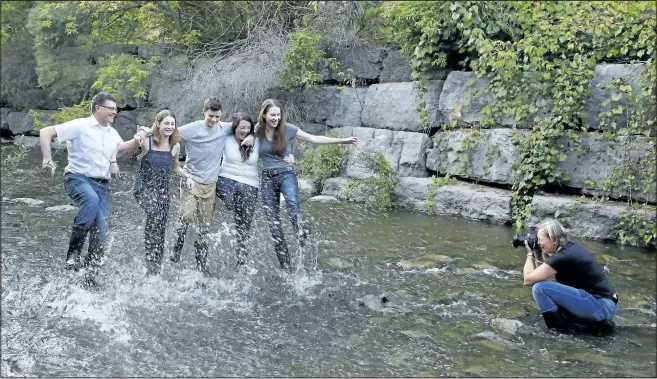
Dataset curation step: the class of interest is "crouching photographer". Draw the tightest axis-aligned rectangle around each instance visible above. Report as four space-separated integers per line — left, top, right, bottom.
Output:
517 219 618 333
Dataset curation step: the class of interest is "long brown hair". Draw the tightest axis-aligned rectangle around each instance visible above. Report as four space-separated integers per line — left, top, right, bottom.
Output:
231 112 255 161
151 109 179 147
257 99 286 155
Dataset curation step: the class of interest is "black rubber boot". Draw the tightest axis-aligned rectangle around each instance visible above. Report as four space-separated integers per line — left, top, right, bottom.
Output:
65 226 88 271
194 240 211 277
292 216 310 248
542 310 571 332
170 222 189 263
145 252 160 276
236 244 247 269
274 240 291 270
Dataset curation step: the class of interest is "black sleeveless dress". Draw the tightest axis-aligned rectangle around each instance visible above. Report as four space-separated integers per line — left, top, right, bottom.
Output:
133 136 174 214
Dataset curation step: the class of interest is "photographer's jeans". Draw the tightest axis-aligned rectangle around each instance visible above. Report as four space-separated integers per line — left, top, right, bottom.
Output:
64 172 110 266
532 281 618 322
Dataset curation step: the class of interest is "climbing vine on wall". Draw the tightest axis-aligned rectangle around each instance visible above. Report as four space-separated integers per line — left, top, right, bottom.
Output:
378 1 656 246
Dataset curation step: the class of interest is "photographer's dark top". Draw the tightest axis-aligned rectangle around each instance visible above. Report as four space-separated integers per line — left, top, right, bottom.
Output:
546 241 616 300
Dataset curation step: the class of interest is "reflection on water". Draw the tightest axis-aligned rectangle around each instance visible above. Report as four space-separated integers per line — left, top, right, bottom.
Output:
2 148 656 377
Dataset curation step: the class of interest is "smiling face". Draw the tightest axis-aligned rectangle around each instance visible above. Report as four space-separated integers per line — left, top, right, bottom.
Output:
265 106 281 129
203 109 222 128
537 229 558 254
157 116 176 138
94 100 117 127
234 120 251 142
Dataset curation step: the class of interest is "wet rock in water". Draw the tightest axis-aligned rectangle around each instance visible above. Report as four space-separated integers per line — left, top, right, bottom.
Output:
491 318 527 335
472 262 497 270
397 254 454 270
45 204 77 212
2 197 45 206
308 195 339 203
325 257 354 269
596 254 620 265
356 293 409 313
401 329 430 339
454 267 478 276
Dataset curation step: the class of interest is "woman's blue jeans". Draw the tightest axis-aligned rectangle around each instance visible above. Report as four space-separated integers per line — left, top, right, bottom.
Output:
64 172 110 267
532 281 618 322
260 168 305 267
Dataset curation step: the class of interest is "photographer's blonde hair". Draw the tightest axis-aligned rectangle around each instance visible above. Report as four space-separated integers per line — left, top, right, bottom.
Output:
538 219 570 250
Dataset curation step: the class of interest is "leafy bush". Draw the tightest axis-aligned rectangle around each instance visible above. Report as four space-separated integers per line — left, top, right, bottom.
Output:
297 131 350 191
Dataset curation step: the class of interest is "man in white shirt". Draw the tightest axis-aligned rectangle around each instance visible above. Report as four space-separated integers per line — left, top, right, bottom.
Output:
40 92 134 288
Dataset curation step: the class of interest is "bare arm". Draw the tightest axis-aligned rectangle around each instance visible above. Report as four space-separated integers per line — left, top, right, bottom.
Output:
295 129 358 145
39 126 58 176
172 144 188 178
522 242 557 285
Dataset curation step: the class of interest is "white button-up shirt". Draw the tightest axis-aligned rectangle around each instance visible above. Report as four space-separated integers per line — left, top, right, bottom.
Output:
54 115 124 180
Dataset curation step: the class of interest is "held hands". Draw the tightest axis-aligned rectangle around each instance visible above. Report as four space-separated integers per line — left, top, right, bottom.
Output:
110 162 121 180
42 158 57 178
342 136 359 145
241 134 255 147
283 154 295 164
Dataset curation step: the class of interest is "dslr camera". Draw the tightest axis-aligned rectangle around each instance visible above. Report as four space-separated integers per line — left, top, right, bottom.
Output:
512 232 540 251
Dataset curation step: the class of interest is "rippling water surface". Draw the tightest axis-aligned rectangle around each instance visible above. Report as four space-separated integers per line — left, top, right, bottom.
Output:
2 147 655 377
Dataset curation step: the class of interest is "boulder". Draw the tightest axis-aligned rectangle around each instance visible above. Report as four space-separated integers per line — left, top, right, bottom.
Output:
426 128 655 203
560 133 655 203
361 81 444 132
583 64 645 130
1 108 10 131
424 183 513 223
334 127 431 178
308 195 339 204
6 110 57 135
526 195 656 242
93 44 139 60
137 44 175 60
378 50 450 83
278 86 366 127
427 129 528 184
379 50 412 83
112 109 157 141
324 43 386 82
491 318 527 335
439 71 515 128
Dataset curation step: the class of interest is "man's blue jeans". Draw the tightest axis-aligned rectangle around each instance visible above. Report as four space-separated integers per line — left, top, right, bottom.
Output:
532 281 618 322
261 168 304 267
64 172 110 265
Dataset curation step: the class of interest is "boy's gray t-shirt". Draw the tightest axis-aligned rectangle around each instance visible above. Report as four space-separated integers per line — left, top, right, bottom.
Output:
179 120 232 184
259 123 299 170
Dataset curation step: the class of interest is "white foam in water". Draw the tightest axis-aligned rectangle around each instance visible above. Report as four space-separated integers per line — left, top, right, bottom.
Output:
285 269 323 298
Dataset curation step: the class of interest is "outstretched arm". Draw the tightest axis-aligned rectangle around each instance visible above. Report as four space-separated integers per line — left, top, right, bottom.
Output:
295 129 358 145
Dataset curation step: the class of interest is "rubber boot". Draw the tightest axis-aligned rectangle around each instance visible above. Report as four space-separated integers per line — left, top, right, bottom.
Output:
274 240 291 270
194 240 211 277
65 226 88 271
542 310 571 333
170 221 189 263
292 216 310 248
236 243 247 269
145 251 159 276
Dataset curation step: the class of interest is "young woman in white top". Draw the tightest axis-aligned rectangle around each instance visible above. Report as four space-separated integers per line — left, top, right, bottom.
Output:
216 113 294 268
